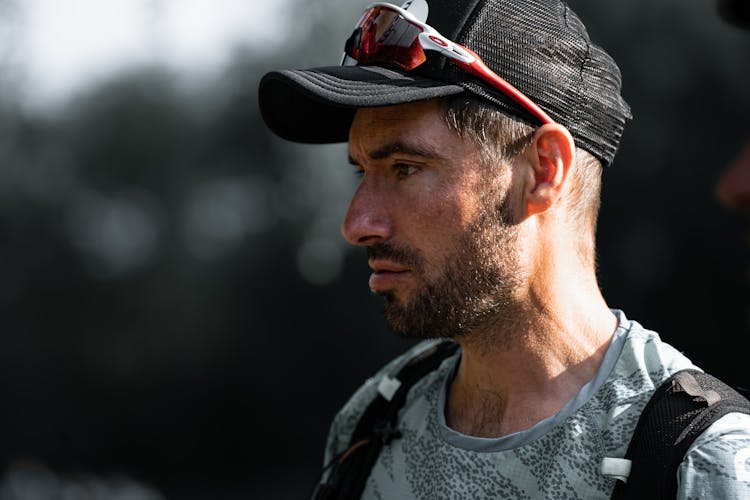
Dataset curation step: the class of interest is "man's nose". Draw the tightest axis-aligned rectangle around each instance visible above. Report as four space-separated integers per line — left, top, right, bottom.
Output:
341 182 392 246
716 141 750 211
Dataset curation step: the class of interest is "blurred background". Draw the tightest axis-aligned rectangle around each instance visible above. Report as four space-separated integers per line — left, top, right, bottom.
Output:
0 0 748 498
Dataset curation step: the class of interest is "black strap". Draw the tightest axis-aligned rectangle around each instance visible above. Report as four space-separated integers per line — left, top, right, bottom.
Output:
311 340 459 500
611 369 750 499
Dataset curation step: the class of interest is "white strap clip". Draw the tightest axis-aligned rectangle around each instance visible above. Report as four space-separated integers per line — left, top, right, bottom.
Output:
600 457 632 483
377 376 402 402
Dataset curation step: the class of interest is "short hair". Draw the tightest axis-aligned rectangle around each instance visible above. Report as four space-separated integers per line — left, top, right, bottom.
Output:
441 96 603 267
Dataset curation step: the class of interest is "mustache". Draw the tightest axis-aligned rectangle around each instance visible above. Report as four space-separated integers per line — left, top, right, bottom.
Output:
367 242 423 268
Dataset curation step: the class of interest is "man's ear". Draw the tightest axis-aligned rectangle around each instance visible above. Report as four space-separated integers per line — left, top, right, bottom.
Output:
522 123 576 217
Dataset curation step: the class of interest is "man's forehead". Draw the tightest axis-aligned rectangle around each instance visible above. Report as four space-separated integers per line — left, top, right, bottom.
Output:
347 139 444 165
348 99 461 163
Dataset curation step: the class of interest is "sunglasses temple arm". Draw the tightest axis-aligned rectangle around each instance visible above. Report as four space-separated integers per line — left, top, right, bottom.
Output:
454 48 554 125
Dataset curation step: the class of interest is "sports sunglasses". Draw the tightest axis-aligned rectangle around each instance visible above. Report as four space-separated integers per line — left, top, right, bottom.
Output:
342 2 554 125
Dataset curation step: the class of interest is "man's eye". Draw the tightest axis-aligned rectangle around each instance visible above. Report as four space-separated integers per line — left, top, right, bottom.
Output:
353 167 365 178
394 163 418 178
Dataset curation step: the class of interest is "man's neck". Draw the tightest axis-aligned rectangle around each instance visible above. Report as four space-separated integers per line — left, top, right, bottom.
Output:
445 288 617 438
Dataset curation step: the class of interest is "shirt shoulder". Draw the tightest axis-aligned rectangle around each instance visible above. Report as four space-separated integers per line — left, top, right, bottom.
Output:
322 340 458 464
678 412 750 498
610 312 698 383
576 311 700 457
601 312 698 413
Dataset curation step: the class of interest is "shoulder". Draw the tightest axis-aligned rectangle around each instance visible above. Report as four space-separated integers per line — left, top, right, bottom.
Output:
609 310 699 391
322 339 459 462
612 312 750 496
678 412 750 498
586 311 699 455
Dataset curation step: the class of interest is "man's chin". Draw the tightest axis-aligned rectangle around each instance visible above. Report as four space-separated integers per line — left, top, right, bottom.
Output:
378 292 413 334
379 293 445 339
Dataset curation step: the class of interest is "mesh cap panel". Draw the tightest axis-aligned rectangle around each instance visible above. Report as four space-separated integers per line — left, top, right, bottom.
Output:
449 0 632 164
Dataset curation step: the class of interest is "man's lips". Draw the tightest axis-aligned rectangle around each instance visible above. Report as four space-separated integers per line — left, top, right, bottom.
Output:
369 259 410 274
368 260 411 291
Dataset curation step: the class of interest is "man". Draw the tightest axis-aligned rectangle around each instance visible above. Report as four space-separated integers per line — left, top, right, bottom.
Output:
259 0 750 497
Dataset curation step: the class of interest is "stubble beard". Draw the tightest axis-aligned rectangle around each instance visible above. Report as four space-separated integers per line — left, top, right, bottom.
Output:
371 195 523 342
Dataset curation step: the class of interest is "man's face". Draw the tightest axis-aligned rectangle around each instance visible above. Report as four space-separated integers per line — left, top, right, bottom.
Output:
343 99 524 339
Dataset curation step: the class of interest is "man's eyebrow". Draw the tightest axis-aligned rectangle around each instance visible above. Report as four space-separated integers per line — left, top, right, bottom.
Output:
348 141 444 165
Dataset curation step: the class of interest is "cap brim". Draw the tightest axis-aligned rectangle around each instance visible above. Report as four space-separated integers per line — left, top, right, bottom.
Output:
259 65 464 144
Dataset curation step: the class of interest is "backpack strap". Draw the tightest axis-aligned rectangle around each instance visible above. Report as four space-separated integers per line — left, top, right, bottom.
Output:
611 369 750 499
311 340 460 500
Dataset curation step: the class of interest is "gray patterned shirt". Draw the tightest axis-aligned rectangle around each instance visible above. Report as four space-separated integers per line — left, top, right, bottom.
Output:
323 310 750 498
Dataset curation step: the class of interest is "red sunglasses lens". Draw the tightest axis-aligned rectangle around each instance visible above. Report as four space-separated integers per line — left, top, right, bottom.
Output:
344 6 426 71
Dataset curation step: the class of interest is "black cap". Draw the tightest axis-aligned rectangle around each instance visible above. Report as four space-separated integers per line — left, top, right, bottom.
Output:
259 0 632 166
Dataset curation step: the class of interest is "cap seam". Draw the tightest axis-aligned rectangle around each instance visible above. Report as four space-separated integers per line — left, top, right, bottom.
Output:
303 73 455 96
